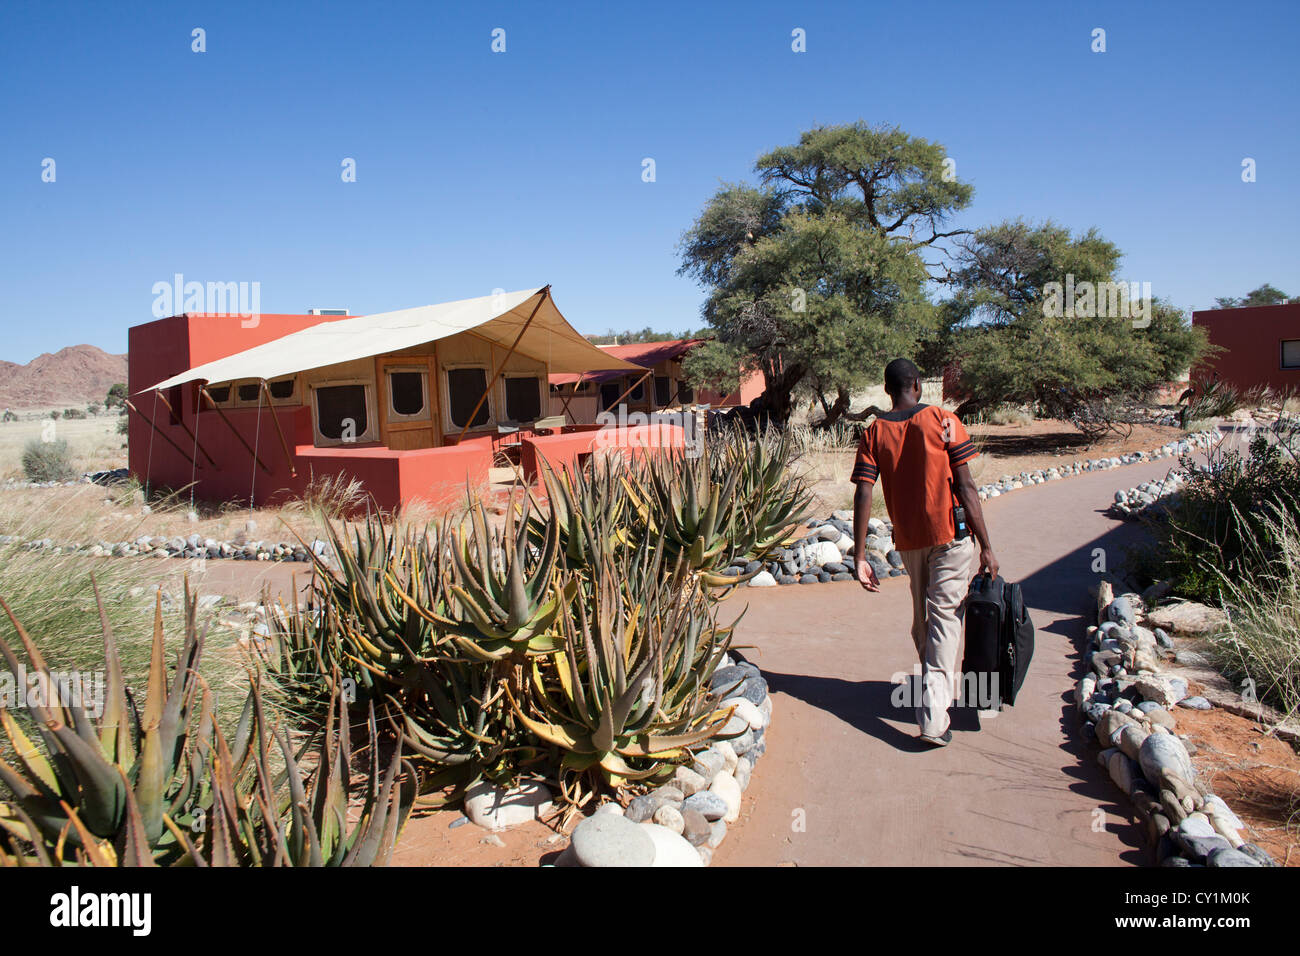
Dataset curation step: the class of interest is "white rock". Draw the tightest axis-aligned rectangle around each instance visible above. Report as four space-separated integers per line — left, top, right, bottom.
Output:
805 540 841 566
835 533 854 553
747 570 777 588
463 780 553 831
652 805 685 834
641 822 704 867
721 696 765 730
710 772 742 824
711 740 738 773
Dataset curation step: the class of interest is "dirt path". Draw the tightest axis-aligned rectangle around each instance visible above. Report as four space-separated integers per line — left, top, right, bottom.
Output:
712 458 1186 867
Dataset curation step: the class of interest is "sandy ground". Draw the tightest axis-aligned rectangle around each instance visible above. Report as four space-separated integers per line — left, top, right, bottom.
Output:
0 413 125 480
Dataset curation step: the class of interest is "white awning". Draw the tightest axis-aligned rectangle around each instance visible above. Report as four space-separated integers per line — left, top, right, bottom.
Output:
142 286 642 392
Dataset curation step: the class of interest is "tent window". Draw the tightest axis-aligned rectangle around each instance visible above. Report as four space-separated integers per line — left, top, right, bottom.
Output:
679 381 694 403
600 382 621 411
268 377 295 401
207 385 231 404
1283 340 1300 369
237 382 261 403
315 385 370 442
388 370 427 419
628 379 645 402
505 376 542 423
654 376 671 407
447 368 490 429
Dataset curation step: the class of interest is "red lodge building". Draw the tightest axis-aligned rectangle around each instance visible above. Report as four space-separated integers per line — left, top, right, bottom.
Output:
1191 302 1300 392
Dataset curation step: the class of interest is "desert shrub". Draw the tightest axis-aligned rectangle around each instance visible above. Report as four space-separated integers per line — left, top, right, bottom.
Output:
21 439 75 482
1155 419 1300 601
1180 378 1242 428
986 404 1034 427
61 407 86 420
116 414 129 434
1 410 16 423
1206 502 1300 717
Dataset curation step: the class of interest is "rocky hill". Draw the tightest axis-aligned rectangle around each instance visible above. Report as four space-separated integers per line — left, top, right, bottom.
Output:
0 345 127 410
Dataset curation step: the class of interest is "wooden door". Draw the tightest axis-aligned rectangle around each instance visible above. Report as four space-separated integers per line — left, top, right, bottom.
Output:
377 357 439 450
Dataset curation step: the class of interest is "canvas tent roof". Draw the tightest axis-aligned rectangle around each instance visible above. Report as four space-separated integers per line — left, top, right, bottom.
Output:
549 338 703 386
143 286 642 393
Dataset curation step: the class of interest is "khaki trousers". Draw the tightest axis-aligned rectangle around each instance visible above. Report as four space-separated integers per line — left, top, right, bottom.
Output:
898 536 977 738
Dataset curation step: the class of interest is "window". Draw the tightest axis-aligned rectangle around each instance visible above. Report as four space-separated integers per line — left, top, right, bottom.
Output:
268 377 296 401
447 367 491 429
206 384 232 404
600 382 621 411
627 378 645 402
314 383 372 444
237 382 261 403
504 376 542 423
387 369 428 420
654 376 671 407
1283 339 1300 369
679 381 694 403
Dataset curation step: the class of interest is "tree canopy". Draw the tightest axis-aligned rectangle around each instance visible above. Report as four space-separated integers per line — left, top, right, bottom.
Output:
1212 283 1291 309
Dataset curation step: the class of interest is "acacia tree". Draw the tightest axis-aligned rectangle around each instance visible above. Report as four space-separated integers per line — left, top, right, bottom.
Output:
945 220 1213 438
677 123 972 424
1213 283 1290 309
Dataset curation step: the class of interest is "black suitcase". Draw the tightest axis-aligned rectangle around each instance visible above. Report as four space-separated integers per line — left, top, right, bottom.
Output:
961 574 1034 709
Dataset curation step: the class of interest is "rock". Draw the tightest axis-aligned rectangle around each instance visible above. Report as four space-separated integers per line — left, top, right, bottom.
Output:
673 766 707 797
595 802 624 816
748 570 777 587
1202 795 1245 831
728 729 756 755
723 696 766 730
1145 707 1177 730
1177 696 1211 711
1177 815 1216 839
625 789 676 823
733 759 752 791
1207 847 1261 867
1107 594 1139 627
1145 601 1228 637
1117 724 1149 761
639 822 703 867
463 780 552 831
696 846 713 865
706 819 727 849
682 791 728 822
571 813 656 867
1133 674 1183 708
1139 734 1195 790
710 772 742 823
711 740 738 773
681 808 712 846
737 675 768 706
690 748 727 782
1095 580 1114 626
1237 843 1279 866
651 805 685 835
805 540 842 566
799 573 820 584
1177 833 1232 863
1107 750 1141 794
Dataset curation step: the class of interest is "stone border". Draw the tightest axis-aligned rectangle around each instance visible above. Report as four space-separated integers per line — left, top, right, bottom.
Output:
554 653 772 867
1073 581 1279 867
975 430 1215 501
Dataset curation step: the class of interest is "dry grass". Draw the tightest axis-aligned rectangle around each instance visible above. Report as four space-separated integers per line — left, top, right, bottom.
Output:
0 414 125 480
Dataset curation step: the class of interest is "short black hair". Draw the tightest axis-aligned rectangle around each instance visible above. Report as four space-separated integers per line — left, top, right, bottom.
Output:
884 358 921 399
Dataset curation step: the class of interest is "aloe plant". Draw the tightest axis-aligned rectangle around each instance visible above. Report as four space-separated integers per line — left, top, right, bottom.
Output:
0 584 415 867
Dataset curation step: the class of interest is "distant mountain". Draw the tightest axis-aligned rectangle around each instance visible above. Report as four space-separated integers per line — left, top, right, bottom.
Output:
0 345 127 410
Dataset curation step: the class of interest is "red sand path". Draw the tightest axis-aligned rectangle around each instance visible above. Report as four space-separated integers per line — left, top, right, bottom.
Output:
711 458 1183 867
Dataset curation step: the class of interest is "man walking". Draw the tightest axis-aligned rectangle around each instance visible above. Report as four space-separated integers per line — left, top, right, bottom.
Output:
852 358 998 747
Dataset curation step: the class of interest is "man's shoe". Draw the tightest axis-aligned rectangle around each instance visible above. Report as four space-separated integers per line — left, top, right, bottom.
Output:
919 729 952 747
977 707 1000 719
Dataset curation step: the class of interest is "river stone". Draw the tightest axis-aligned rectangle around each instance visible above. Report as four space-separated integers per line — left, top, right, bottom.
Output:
463 780 553 831
748 570 777 587
1107 751 1141 794
1117 724 1149 761
651 804 685 835
728 728 756 755
673 766 707 797
1207 847 1261 867
1146 601 1228 636
1176 832 1232 862
1145 707 1177 730
1237 843 1278 866
710 663 759 693
625 789 675 823
1107 594 1139 627
1177 815 1216 839
691 749 727 781
682 791 728 822
639 822 703 867
738 675 768 706
720 696 764 731
733 759 752 791
706 819 727 849
1177 695 1211 710
710 772 743 823
1202 794 1244 831
571 813 655 867
680 808 711 846
1139 734 1194 789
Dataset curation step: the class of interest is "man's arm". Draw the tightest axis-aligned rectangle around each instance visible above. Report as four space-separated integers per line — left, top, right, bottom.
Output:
952 461 998 579
853 481 880 592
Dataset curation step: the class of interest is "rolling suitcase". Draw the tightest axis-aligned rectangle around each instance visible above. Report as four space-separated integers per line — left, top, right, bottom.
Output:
961 574 1034 709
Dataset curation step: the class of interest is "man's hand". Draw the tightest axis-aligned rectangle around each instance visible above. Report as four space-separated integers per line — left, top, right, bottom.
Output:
979 546 999 580
856 556 880 592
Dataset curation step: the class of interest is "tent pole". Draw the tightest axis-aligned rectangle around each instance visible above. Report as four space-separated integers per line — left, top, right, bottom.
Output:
124 398 203 464
558 372 583 420
605 370 652 413
456 285 550 444
198 386 273 474
152 387 220 469
258 379 298 477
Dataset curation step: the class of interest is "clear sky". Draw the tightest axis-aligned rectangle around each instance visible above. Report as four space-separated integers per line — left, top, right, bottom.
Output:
1 0 1296 363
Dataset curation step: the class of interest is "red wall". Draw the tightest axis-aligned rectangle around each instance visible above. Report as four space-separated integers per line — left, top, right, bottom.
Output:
127 313 492 512
1192 303 1300 392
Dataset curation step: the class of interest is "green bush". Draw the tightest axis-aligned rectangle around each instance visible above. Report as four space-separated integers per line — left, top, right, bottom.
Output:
21 439 76 482
1180 378 1242 428
1156 419 1300 601
61 407 86 420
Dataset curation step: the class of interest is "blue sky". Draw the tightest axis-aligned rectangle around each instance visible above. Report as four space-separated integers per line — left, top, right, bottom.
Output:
1 0 1296 363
